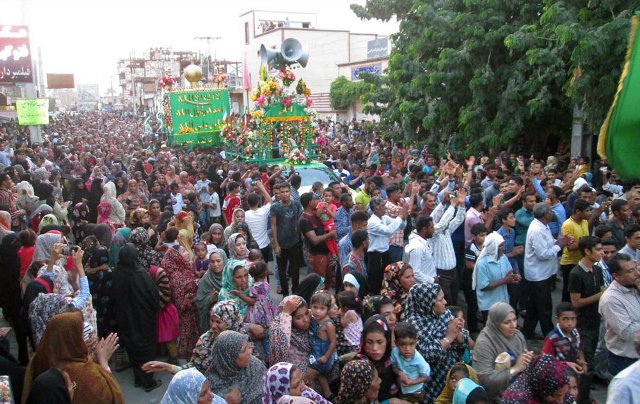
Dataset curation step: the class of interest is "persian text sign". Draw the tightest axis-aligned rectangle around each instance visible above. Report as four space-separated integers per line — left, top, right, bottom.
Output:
351 64 382 80
0 25 33 83
16 98 49 125
168 89 230 135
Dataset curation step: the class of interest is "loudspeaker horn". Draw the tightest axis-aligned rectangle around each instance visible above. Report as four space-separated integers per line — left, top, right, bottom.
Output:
281 38 303 63
297 44 310 67
260 44 280 66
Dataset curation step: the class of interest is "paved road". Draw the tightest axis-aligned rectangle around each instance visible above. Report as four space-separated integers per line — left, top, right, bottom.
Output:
3 264 609 403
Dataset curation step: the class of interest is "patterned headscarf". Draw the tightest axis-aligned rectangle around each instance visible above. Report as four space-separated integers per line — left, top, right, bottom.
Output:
218 259 253 316
211 300 244 334
160 368 207 404
263 362 295 404
502 354 572 404
227 232 249 260
96 201 112 225
335 359 375 403
206 330 266 403
130 226 163 270
362 295 394 321
38 214 59 232
380 261 413 318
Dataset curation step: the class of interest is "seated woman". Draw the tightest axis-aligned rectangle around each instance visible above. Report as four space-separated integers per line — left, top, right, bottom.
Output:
502 354 573 404
143 300 245 375
335 358 381 404
404 283 470 404
380 262 415 321
22 312 123 403
269 296 312 376
205 330 266 404
262 362 329 404
473 302 533 401
160 368 226 404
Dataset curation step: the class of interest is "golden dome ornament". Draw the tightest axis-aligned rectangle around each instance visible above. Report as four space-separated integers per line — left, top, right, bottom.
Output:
183 62 203 88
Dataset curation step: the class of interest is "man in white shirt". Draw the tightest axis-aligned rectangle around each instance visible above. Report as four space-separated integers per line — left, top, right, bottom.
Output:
405 216 436 284
367 197 409 294
607 331 640 403
522 202 570 338
245 180 272 260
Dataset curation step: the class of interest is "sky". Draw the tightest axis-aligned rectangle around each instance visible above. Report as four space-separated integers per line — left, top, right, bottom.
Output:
1 0 398 95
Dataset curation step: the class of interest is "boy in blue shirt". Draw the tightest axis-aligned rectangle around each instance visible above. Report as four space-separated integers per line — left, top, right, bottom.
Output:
391 322 431 402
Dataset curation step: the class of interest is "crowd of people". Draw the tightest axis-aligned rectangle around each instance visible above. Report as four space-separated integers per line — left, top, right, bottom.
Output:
0 111 638 403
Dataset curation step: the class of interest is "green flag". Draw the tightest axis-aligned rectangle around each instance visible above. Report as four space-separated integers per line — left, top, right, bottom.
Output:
598 15 640 180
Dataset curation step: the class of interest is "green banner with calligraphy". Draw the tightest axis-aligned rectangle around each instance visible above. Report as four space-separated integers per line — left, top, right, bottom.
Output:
16 98 49 125
166 88 230 147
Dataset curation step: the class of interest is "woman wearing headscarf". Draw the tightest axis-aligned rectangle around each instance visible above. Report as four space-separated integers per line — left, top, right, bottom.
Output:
21 312 123 404
96 201 114 230
87 177 104 223
208 223 226 249
218 258 254 317
472 232 517 320
162 247 199 358
70 178 90 205
81 232 113 338
25 368 72 404
404 282 470 403
502 354 573 404
0 213 29 365
262 362 329 404
178 228 195 259
108 227 130 268
205 330 266 404
380 262 415 320
16 181 40 221
295 273 324 306
130 226 163 270
161 368 226 404
100 182 125 225
357 315 397 401
473 302 530 401
335 358 381 404
269 296 312 377
175 210 195 250
29 204 53 233
143 300 246 375
435 362 480 404
195 249 228 334
226 232 249 261
224 207 246 241
37 213 59 233
112 243 161 391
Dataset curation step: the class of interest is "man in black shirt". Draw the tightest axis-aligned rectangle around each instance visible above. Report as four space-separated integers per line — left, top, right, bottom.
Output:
569 236 605 404
299 192 336 289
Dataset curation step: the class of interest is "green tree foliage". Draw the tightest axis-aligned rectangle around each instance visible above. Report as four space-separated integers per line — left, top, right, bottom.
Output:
352 0 639 153
329 75 376 111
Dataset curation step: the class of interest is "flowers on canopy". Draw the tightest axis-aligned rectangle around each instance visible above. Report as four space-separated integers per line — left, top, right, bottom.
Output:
158 76 177 88
285 148 309 165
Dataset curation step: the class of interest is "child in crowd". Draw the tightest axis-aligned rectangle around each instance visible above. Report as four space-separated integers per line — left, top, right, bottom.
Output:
169 182 184 214
246 260 276 362
161 227 179 250
566 368 579 404
193 243 208 279
447 306 475 364
436 363 479 404
463 223 486 334
336 290 363 355
205 182 221 226
391 322 431 403
18 228 37 279
308 291 338 398
247 248 264 264
542 302 586 376
222 181 241 226
315 201 338 257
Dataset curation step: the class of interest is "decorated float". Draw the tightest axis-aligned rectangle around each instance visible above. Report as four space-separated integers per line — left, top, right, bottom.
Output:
221 38 322 164
159 62 231 148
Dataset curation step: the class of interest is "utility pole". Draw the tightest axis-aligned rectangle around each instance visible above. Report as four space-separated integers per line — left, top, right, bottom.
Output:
194 36 222 81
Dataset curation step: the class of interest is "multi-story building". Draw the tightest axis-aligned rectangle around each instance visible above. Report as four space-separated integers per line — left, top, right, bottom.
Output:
239 10 390 120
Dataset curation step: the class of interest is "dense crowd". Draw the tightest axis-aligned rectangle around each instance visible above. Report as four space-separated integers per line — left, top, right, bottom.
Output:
0 111 638 404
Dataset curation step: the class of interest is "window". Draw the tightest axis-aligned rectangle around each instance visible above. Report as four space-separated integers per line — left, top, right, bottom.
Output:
245 22 250 45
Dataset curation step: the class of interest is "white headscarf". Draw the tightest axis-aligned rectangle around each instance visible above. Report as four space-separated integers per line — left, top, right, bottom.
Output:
472 232 505 290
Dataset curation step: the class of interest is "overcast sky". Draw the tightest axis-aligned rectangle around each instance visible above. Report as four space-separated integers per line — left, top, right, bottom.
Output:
1 0 398 94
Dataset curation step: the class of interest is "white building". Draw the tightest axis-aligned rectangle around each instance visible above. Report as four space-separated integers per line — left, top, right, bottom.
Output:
240 10 390 120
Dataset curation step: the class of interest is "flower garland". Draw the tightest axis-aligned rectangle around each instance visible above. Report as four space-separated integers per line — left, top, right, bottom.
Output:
285 148 309 165
158 76 177 89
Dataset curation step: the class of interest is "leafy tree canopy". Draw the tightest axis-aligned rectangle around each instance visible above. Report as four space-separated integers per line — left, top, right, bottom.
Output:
352 0 639 154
